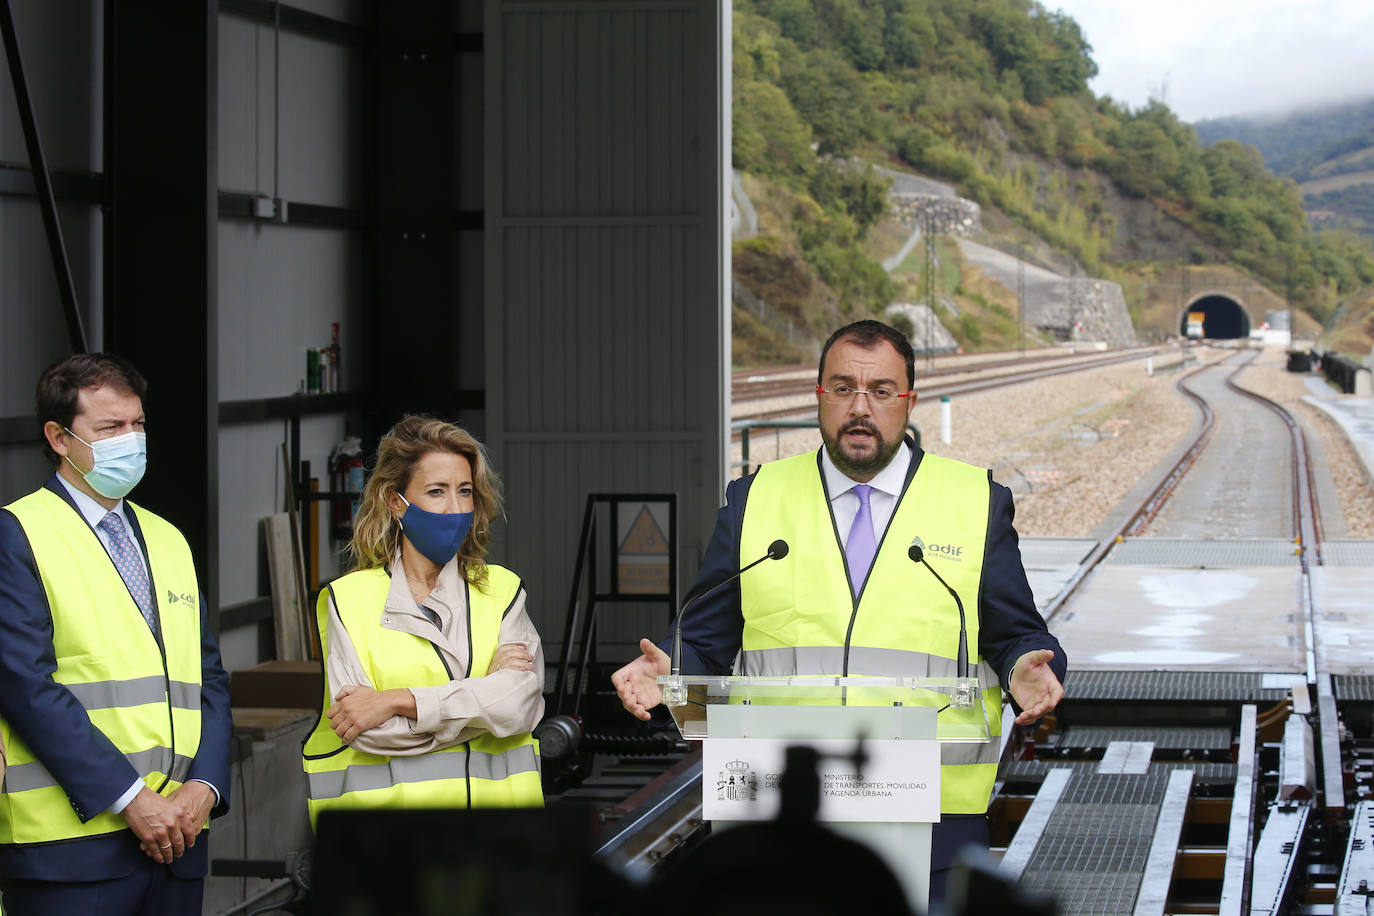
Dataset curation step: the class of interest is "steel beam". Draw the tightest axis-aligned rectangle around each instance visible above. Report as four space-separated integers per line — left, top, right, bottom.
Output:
1134 768 1195 916
1000 768 1072 881
1219 705 1258 916
1279 715 1316 801
1248 802 1311 916
0 0 87 353
104 0 219 624
1316 674 1346 815
1335 801 1374 915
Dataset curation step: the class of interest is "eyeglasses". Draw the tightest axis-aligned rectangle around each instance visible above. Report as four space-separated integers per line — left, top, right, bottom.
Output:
815 385 914 406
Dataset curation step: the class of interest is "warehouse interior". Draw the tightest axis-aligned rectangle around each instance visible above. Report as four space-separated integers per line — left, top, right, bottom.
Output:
0 0 727 910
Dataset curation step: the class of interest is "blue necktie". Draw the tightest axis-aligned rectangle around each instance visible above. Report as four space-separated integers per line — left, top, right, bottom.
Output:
99 511 157 632
845 484 877 595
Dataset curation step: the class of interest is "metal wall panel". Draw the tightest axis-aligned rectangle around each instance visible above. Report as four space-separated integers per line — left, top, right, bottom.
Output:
0 0 102 169
486 0 726 657
218 16 364 207
0 201 99 416
0 442 45 504
217 222 368 399
214 5 368 656
0 1 102 501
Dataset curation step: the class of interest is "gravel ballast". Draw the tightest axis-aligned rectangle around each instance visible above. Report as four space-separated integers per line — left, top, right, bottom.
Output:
730 346 1374 538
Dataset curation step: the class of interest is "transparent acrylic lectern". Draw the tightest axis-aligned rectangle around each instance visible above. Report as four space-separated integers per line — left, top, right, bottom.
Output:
658 673 991 913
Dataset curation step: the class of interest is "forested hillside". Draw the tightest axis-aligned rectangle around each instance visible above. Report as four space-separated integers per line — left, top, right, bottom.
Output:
1198 99 1374 240
1197 99 1374 181
731 0 1374 360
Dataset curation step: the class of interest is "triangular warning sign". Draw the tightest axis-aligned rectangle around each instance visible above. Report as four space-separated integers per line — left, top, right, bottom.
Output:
619 505 668 556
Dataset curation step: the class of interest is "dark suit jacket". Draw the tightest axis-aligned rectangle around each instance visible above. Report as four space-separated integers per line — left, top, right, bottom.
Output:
667 446 1068 699
0 476 232 881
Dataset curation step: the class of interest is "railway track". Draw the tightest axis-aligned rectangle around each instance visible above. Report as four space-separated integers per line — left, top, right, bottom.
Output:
731 347 1109 403
1043 350 1318 625
733 346 1169 429
567 347 1374 914
1021 349 1367 914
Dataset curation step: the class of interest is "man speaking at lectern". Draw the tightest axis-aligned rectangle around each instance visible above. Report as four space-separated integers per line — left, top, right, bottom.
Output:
613 320 1066 903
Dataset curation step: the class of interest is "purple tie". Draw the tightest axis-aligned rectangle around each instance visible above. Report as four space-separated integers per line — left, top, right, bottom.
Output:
845 484 877 595
99 511 157 632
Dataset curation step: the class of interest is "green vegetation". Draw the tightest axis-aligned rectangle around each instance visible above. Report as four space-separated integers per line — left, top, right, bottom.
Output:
731 0 1374 346
1196 99 1374 181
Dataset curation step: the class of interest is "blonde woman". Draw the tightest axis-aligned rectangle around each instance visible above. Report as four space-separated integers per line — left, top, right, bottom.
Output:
302 417 543 822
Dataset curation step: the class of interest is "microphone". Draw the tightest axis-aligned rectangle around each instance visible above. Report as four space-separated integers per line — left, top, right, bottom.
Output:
663 539 789 705
908 536 976 709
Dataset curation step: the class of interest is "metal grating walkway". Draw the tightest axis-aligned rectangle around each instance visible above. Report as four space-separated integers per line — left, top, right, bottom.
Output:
1050 726 1232 752
1104 538 1300 567
1065 670 1291 703
1002 759 1235 785
1016 771 1177 914
1020 537 1099 567
1320 539 1374 567
1334 674 1374 703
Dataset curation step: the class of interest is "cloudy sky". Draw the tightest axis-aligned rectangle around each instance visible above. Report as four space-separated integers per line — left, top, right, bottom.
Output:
1047 0 1374 123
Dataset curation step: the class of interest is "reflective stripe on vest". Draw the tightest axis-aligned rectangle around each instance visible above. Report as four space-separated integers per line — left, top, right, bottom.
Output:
307 743 540 801
301 564 542 823
61 677 200 712
4 748 194 794
0 488 204 845
737 450 1003 813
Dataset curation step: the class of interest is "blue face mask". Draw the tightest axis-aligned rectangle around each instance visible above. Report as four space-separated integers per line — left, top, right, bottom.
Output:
398 493 474 566
65 429 147 500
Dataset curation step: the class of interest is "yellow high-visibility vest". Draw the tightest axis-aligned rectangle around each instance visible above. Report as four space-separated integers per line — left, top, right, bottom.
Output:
739 450 1004 814
0 488 203 844
302 565 541 826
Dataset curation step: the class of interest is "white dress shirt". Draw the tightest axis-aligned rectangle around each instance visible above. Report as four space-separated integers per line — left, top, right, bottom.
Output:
820 441 913 544
55 475 219 814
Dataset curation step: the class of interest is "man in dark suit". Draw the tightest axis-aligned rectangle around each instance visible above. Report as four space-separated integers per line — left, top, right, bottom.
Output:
613 320 1065 905
0 353 232 915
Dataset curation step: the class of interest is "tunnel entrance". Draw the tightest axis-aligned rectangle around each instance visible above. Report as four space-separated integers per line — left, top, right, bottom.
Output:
1180 294 1250 339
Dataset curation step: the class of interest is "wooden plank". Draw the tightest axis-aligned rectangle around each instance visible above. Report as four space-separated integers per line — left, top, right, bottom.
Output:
263 513 307 661
279 443 313 659
231 707 316 742
230 660 323 710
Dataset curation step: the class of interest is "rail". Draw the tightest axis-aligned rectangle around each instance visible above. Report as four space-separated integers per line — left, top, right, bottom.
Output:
1043 355 1222 623
733 346 1169 431
730 419 921 477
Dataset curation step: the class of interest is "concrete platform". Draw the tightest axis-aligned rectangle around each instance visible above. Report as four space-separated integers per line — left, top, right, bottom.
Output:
1019 537 1097 617
1304 394 1374 489
1049 538 1307 673
1311 560 1374 675
1052 564 1306 671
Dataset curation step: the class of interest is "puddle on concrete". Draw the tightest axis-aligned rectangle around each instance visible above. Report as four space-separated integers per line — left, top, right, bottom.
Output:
1133 612 1209 639
1137 571 1258 609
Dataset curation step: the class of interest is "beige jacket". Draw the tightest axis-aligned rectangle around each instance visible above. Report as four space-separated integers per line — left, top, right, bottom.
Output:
324 554 545 757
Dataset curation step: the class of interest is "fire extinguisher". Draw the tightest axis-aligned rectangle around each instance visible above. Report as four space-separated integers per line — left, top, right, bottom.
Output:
329 436 364 541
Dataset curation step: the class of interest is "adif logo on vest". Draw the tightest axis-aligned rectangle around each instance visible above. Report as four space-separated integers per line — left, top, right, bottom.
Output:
925 542 965 561
165 589 197 607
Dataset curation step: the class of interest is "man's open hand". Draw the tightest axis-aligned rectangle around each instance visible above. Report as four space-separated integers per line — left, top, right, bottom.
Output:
1008 649 1064 725
611 638 670 721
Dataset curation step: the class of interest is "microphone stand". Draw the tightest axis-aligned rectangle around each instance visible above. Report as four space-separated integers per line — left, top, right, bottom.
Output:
663 539 788 705
908 540 977 710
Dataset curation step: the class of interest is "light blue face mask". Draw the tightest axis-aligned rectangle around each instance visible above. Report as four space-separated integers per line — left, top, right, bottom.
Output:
65 429 147 499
